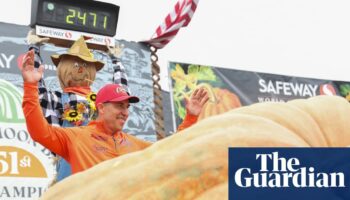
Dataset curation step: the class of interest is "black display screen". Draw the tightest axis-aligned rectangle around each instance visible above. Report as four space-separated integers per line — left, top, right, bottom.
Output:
31 0 119 36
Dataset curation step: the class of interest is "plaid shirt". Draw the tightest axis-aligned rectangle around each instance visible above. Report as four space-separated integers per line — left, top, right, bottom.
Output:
29 45 129 127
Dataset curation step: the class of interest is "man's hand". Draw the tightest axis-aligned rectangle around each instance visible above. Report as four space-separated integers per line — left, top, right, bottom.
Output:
19 50 44 83
186 88 209 116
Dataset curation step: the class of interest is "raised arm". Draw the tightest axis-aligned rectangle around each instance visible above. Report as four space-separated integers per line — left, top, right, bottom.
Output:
20 50 71 159
177 87 209 131
26 30 50 89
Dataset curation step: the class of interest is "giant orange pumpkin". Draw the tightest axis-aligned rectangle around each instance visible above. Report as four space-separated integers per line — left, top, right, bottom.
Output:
40 95 350 200
198 87 241 121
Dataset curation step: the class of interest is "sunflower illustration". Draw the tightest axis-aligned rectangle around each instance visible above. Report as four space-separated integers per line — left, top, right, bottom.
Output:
87 92 96 103
87 92 97 111
63 109 83 122
89 102 96 111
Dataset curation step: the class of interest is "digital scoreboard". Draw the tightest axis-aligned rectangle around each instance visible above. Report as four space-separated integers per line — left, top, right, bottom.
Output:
30 0 120 50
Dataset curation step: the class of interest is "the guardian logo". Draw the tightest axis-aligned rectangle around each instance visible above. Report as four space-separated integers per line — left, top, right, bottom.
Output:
229 148 350 200
234 152 345 188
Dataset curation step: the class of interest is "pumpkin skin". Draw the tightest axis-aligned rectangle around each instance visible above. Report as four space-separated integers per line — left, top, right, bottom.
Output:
198 88 241 121
41 96 350 200
194 182 227 200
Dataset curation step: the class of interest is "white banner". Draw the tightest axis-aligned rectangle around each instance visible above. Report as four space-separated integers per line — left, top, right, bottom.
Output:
36 25 115 46
0 79 55 200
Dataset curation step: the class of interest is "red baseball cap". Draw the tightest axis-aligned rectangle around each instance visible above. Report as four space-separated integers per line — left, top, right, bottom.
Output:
95 84 139 105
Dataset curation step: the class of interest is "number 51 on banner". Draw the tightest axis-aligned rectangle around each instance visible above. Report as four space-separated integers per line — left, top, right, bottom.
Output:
0 147 47 178
0 151 31 175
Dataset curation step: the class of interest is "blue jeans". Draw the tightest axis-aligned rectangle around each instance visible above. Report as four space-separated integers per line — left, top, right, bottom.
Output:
56 157 72 181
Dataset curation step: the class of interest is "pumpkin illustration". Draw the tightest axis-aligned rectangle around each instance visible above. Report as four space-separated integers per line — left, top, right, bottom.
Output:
40 95 350 200
197 85 241 121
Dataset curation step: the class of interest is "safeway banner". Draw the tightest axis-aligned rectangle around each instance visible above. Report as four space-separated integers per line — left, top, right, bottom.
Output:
169 62 350 129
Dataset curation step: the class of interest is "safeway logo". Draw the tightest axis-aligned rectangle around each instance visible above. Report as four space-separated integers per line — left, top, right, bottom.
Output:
319 84 337 96
64 32 72 39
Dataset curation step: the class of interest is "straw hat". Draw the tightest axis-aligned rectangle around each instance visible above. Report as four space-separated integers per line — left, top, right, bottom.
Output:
51 36 104 71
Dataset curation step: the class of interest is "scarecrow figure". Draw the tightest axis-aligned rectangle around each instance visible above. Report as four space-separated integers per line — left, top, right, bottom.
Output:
26 31 128 181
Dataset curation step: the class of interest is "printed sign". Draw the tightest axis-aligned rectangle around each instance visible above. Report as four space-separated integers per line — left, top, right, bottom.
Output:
0 79 55 199
229 148 350 200
36 25 115 46
169 62 350 130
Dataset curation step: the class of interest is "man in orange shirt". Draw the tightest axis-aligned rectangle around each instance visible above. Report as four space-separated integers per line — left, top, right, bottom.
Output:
21 50 209 174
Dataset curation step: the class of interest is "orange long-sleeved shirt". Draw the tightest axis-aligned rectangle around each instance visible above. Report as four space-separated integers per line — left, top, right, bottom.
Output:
22 83 197 174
